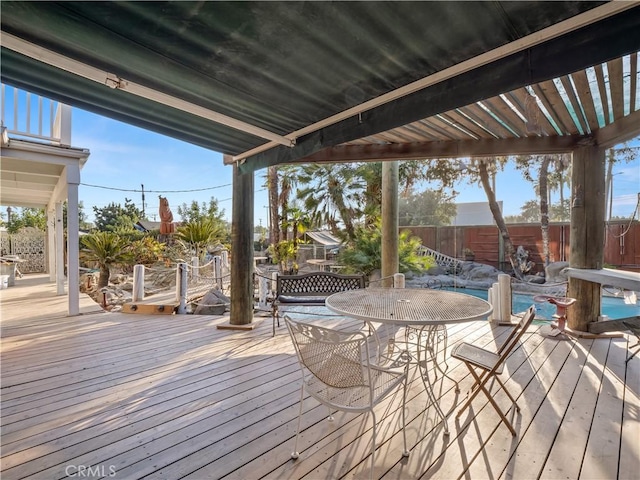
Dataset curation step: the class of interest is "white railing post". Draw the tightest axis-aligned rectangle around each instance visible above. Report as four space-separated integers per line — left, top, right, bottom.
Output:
176 262 188 313
221 250 229 269
393 273 405 288
489 283 499 324
53 103 72 146
498 273 512 323
132 264 145 302
271 271 279 298
191 256 199 281
258 274 269 310
213 255 222 288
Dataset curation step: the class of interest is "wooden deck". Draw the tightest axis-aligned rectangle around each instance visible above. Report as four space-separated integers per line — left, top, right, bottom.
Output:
1 274 638 479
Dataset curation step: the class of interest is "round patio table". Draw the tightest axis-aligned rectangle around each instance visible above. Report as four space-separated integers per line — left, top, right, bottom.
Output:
326 287 493 434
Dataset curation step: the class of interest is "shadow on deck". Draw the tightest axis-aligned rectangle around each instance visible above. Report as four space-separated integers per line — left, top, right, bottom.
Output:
1 274 638 479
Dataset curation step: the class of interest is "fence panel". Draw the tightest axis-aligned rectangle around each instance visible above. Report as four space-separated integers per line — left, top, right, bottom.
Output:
2 228 47 273
402 220 638 273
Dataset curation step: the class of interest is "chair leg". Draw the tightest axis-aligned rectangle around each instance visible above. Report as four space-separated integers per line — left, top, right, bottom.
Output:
456 366 485 417
370 411 377 480
494 376 520 411
401 374 410 457
291 387 305 460
481 382 517 435
626 344 640 364
457 364 518 436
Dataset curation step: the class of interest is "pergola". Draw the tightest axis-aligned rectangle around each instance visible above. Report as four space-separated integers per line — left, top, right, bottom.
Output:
2 2 639 330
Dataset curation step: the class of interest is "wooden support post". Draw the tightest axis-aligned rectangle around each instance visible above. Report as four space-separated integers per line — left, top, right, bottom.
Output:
381 161 399 288
228 163 255 327
567 143 605 332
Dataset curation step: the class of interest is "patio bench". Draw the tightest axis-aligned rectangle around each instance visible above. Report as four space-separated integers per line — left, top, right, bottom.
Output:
271 271 366 336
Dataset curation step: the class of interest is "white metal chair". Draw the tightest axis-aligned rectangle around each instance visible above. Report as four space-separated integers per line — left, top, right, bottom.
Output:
285 316 409 478
624 320 640 363
451 305 536 436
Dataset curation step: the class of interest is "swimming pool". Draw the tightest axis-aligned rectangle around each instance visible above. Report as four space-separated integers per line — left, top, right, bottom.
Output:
443 287 640 320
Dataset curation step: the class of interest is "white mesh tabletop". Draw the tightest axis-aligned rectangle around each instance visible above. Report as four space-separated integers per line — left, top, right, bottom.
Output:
326 288 492 326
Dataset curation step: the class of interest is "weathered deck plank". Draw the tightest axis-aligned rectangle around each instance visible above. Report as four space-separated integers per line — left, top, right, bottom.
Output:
580 337 629 479
619 343 640 479
1 275 638 480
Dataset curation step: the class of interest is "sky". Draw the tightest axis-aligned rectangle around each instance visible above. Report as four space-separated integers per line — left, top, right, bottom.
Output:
48 107 640 227
73 107 640 226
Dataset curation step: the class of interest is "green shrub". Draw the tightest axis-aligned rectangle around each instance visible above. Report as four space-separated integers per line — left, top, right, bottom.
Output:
338 224 434 276
130 236 165 266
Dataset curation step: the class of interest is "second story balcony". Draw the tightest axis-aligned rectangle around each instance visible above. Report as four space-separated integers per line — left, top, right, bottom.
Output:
1 84 71 147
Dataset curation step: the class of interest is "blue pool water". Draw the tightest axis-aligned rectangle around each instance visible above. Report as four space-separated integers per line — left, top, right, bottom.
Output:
443 287 640 320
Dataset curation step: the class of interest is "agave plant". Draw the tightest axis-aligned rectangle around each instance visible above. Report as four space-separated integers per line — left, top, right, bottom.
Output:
80 231 134 288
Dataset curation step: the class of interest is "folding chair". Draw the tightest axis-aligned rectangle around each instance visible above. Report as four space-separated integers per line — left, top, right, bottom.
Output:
451 305 536 435
285 316 409 479
624 320 640 364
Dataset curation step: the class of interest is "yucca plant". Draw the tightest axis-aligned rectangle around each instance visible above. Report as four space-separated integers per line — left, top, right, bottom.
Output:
80 231 134 288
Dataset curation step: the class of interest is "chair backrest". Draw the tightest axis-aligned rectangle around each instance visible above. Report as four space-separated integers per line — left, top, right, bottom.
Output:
496 305 536 358
285 316 371 389
623 320 640 339
277 272 366 296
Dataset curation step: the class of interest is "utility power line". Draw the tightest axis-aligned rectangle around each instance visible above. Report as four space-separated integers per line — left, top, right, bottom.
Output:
80 182 232 193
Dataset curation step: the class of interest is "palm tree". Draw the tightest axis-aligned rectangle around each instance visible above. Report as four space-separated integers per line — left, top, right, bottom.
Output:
355 161 444 227
547 154 571 222
266 166 280 245
296 163 363 240
175 219 224 261
538 155 552 266
80 231 133 288
278 165 298 241
470 156 525 278
516 153 570 264
285 205 312 249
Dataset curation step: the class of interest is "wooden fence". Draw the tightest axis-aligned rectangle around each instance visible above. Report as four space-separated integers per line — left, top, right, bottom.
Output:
402 220 640 274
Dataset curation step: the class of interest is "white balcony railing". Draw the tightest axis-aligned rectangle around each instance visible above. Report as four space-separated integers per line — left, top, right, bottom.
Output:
1 84 71 146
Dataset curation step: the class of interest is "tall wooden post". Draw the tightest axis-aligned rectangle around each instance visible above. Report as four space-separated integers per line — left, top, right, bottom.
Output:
567 143 605 331
230 163 254 326
381 161 399 288
66 164 80 315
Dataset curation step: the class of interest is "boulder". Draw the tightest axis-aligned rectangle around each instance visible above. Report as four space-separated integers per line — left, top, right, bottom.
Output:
193 288 229 315
524 274 546 284
463 263 502 282
426 265 447 276
545 261 569 283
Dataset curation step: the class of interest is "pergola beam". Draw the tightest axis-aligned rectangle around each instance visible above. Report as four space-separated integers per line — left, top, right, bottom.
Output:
594 109 640 149
239 7 640 173
296 135 587 164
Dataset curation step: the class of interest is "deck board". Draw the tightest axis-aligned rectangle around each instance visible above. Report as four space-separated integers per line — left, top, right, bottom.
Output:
1 275 638 479
506 336 594 480
580 337 629 479
619 344 640 479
